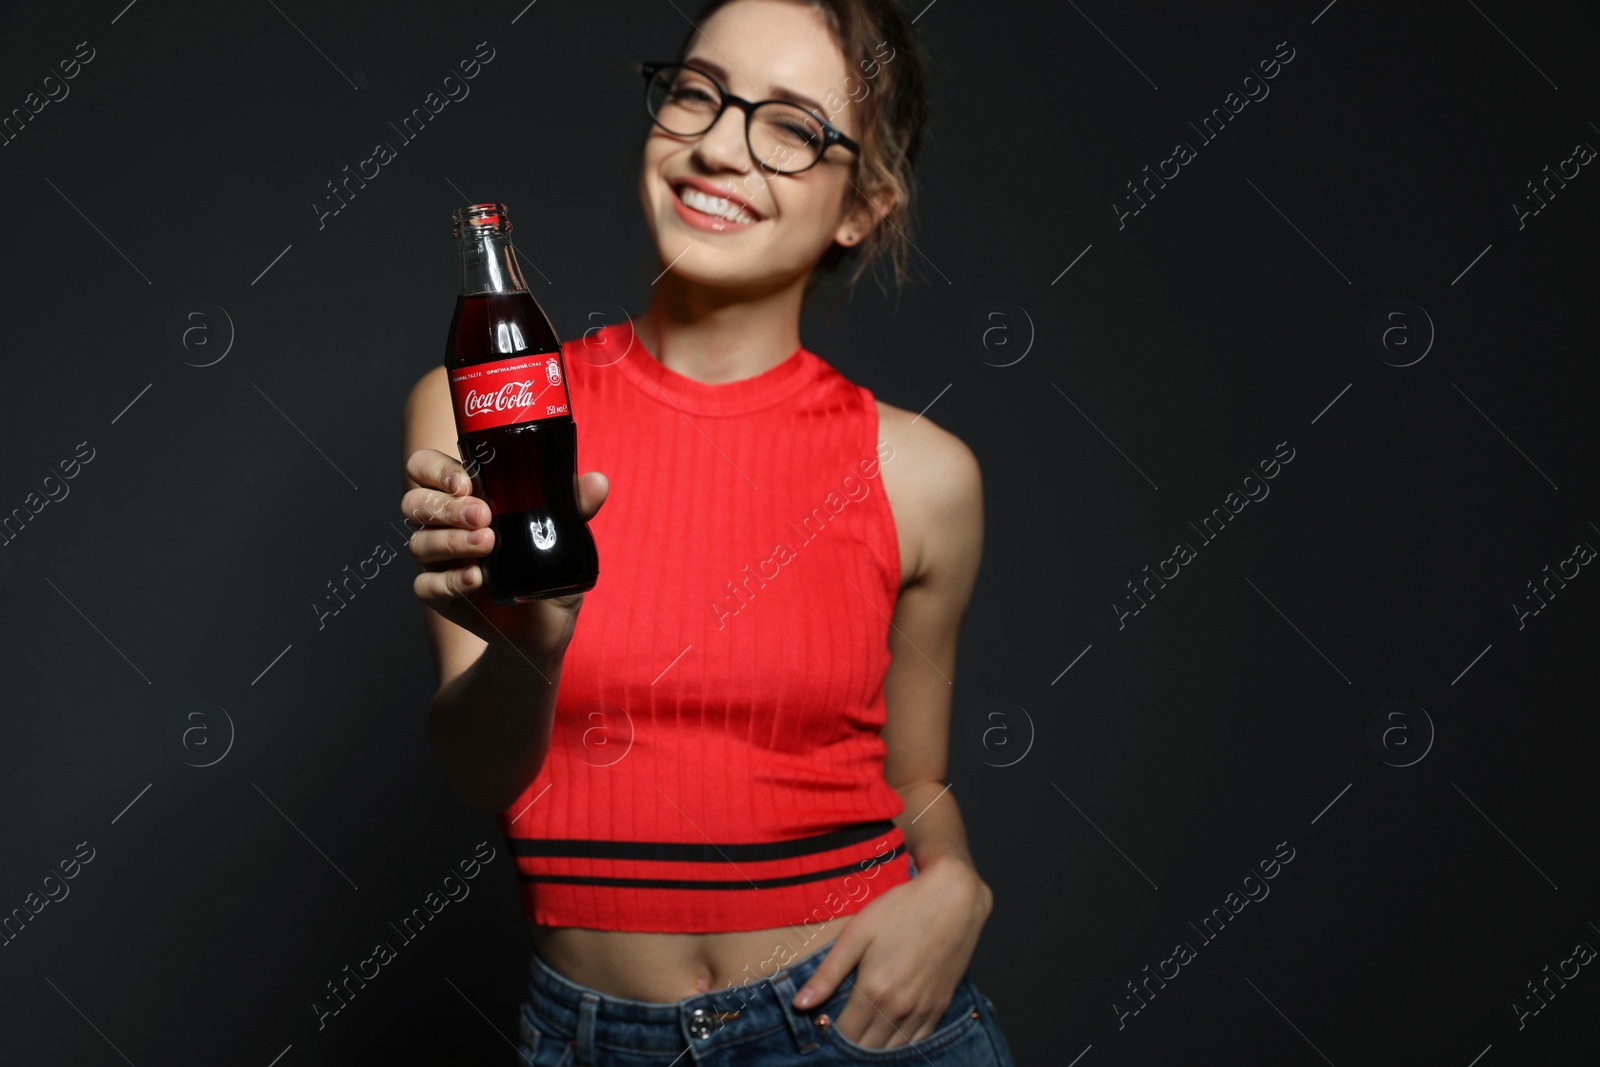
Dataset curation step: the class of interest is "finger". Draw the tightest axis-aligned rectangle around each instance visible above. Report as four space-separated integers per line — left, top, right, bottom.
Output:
837 986 894 1049
842 987 925 1050
792 936 862 1009
405 447 472 495
412 562 483 608
400 485 491 531
907 1010 941 1045
882 1005 938 1048
407 525 495 565
575 470 609 521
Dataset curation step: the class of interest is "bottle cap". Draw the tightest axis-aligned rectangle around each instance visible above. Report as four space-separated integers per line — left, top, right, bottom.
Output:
452 202 511 238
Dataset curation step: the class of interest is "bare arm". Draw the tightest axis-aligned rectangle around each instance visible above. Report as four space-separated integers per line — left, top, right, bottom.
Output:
875 403 989 895
401 365 608 813
425 638 561 815
786 406 991 1042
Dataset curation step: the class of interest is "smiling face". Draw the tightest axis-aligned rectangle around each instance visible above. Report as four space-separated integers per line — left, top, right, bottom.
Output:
639 0 884 296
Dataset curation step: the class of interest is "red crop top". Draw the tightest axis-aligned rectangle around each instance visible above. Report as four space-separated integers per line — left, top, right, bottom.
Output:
495 319 912 933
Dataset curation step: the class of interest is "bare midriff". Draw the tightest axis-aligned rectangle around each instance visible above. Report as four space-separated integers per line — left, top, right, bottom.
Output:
528 913 855 1002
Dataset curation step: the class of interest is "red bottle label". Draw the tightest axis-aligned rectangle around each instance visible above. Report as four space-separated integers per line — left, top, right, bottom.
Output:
449 353 570 433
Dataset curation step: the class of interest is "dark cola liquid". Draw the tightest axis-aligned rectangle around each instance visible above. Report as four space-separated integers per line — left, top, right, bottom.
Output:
446 291 598 602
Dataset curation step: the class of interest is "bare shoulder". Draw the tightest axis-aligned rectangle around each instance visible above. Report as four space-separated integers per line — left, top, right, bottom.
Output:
404 365 453 435
406 364 450 418
874 399 984 588
873 399 982 500
402 365 458 489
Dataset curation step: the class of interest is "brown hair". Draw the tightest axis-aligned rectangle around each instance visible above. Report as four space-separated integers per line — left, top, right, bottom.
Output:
675 0 931 296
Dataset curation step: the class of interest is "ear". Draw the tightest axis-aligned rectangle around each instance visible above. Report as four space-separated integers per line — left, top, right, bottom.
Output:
834 180 896 248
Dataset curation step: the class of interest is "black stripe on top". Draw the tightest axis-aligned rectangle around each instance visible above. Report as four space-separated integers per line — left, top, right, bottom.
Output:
506 819 898 864
515 844 907 890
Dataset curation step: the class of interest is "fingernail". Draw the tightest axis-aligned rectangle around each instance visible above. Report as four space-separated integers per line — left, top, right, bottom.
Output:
467 529 487 546
794 988 815 1008
445 472 459 494
463 503 487 526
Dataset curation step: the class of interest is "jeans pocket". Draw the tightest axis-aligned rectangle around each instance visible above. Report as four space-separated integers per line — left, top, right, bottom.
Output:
519 1002 575 1067
819 977 986 1062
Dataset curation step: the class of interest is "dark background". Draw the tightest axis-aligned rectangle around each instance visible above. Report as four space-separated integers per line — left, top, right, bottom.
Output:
2 0 1596 1063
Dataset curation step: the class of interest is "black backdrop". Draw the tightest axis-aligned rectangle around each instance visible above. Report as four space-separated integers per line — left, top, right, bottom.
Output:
2 1 1597 1064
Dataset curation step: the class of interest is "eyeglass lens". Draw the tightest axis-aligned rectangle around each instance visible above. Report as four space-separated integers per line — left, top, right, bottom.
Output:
646 66 827 173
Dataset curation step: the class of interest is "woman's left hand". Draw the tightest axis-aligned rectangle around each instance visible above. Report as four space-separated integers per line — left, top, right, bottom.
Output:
790 858 994 1049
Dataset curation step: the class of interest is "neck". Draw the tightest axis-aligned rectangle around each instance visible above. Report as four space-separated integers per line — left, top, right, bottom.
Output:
636 269 809 384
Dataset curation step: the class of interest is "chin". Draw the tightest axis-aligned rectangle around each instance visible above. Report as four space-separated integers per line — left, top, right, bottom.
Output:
647 227 780 294
663 257 778 295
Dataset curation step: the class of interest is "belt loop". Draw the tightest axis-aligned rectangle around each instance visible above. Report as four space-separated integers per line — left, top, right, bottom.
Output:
769 966 822 1054
574 992 600 1065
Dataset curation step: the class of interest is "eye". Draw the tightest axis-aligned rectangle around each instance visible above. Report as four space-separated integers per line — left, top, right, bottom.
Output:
670 86 717 105
754 107 825 150
783 120 820 143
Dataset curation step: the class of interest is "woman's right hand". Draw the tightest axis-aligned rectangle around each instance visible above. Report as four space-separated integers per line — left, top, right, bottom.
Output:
401 447 609 666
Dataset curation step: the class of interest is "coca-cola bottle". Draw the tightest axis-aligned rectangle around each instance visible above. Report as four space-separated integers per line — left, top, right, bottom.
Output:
445 202 598 602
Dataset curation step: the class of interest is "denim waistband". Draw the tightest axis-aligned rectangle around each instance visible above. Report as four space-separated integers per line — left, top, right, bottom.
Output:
526 935 842 1057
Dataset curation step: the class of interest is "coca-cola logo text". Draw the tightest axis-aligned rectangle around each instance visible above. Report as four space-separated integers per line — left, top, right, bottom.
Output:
463 380 542 418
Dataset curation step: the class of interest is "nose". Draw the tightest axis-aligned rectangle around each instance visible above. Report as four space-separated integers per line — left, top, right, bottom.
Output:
692 104 751 173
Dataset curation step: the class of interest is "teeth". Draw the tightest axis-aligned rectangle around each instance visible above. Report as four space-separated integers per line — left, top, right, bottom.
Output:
677 186 757 224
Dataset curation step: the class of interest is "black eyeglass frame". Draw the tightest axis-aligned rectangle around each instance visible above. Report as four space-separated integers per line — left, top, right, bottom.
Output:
640 61 861 175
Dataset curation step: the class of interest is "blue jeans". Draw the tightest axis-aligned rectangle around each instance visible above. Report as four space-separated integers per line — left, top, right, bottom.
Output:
517 863 1017 1065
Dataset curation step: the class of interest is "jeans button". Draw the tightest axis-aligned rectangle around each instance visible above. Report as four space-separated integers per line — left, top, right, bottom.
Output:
688 1007 713 1039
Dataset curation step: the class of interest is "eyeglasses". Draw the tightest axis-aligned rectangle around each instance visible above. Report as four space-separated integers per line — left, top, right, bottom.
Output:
641 61 860 176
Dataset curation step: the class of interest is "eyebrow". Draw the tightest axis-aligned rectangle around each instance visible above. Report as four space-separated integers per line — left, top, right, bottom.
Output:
682 56 833 120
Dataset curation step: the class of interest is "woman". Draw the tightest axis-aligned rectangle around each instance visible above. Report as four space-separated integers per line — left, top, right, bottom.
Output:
400 0 1013 1062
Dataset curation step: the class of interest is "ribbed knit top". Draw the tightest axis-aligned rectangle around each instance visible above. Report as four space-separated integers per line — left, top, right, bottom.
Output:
496 319 911 932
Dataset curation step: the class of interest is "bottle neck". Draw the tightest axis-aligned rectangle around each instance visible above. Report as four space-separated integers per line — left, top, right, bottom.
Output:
457 231 529 295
